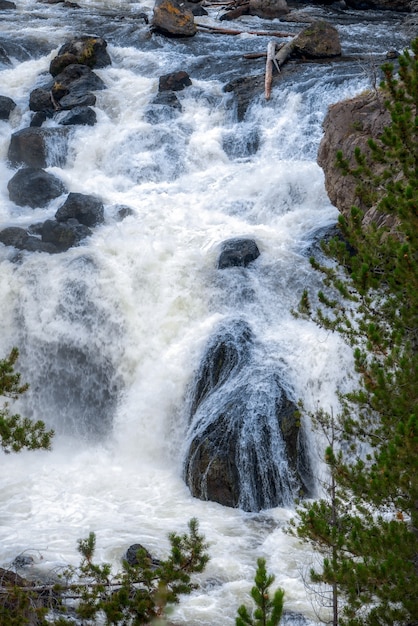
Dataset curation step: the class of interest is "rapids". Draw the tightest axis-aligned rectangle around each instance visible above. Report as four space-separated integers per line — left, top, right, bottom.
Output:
0 0 411 623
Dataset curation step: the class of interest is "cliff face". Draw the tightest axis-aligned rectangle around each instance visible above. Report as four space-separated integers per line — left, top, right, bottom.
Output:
317 91 399 230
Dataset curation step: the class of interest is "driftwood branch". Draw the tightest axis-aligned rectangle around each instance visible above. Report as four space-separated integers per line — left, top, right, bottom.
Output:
264 38 296 99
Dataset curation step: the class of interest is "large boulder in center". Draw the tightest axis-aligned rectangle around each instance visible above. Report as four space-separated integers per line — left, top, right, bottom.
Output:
7 168 67 208
292 21 341 58
8 127 69 168
184 320 313 511
249 0 289 18
55 192 105 227
49 36 111 76
152 0 197 37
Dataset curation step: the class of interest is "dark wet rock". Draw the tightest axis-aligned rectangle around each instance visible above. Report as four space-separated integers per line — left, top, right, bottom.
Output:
49 36 111 76
185 1 208 15
51 64 105 110
124 544 160 568
224 75 264 122
292 21 341 58
184 320 313 511
249 0 289 18
218 238 260 269
30 111 51 127
0 95 16 120
0 0 16 8
55 192 104 227
57 105 97 126
8 127 69 168
0 45 12 67
152 0 197 37
145 90 182 123
7 167 67 208
29 87 54 114
0 227 58 253
40 218 92 251
58 91 96 109
158 70 192 92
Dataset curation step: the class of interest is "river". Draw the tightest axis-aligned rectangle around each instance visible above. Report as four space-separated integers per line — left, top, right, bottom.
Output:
0 0 411 623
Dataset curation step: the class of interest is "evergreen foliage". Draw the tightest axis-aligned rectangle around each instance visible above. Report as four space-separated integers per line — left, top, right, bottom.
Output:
236 558 284 626
291 39 418 625
0 519 209 626
0 348 54 453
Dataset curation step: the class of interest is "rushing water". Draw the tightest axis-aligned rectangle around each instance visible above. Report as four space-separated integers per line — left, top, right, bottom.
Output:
0 0 411 623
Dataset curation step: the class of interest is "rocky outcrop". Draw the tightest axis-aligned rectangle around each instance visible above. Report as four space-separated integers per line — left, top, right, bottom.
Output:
8 127 69 168
317 91 397 229
0 95 16 120
152 0 197 37
217 238 260 269
184 320 312 511
29 63 105 115
7 167 67 208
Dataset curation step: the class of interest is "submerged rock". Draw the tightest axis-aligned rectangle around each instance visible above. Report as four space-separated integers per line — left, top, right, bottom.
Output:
184 320 313 511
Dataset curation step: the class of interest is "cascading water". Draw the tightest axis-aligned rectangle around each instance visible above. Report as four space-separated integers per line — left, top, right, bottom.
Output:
0 0 411 623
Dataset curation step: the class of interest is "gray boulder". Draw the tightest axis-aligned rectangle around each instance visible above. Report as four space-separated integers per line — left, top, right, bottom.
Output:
0 226 57 253
40 219 92 252
218 238 260 269
158 70 192 92
0 95 16 120
57 106 97 126
292 21 341 58
152 0 197 37
249 0 289 18
7 168 67 208
55 192 104 227
8 127 69 168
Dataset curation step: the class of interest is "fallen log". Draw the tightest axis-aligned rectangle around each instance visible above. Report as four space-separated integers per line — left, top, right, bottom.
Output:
264 38 295 99
196 23 294 37
265 41 276 100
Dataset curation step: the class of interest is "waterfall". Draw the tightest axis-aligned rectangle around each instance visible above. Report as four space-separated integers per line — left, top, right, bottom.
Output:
0 1 409 623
